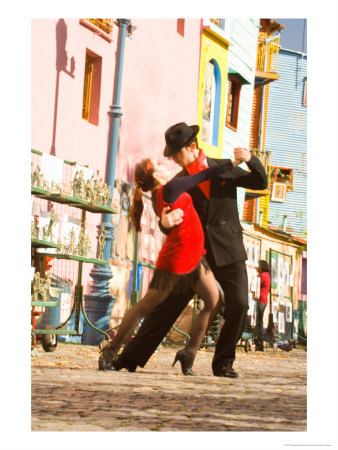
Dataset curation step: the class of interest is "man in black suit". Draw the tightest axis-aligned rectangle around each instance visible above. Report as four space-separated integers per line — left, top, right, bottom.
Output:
113 122 268 377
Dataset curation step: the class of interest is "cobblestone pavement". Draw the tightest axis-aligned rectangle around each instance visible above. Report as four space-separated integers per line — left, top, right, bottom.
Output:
31 343 306 432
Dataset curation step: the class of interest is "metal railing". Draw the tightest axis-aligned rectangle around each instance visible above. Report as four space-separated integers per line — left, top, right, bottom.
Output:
256 35 280 74
251 148 272 186
209 18 221 26
85 19 114 36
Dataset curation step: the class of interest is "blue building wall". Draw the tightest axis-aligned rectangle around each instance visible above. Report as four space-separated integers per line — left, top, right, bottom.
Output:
265 49 307 237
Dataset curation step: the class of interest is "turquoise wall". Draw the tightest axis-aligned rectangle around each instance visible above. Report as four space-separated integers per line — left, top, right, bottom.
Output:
222 19 260 217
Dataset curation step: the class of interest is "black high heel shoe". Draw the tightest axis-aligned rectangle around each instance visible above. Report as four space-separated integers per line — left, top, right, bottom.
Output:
98 342 118 371
172 349 195 376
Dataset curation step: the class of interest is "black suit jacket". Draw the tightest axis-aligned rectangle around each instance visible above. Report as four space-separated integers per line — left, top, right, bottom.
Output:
175 155 268 269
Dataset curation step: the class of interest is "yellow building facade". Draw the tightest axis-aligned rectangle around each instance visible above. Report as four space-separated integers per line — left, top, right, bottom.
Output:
197 29 229 159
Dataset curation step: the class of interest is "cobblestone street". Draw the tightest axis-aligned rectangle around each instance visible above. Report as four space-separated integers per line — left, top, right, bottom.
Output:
31 343 306 433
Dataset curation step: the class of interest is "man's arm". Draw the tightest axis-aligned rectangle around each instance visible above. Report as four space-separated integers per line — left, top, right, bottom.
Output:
160 159 240 231
158 156 243 230
163 161 233 203
232 147 268 190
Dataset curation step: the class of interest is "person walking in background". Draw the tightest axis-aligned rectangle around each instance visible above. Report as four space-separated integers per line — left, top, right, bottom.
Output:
255 260 271 351
99 156 236 375
112 122 268 378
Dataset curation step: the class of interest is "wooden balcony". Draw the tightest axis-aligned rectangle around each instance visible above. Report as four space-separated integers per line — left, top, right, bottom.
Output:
80 19 114 42
255 34 280 85
209 18 221 27
86 19 113 35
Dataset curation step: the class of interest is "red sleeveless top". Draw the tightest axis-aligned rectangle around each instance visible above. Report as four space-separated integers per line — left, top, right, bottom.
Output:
154 186 205 274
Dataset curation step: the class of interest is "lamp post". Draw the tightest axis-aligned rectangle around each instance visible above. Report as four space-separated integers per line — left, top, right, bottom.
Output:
102 18 131 260
103 18 130 248
83 19 131 344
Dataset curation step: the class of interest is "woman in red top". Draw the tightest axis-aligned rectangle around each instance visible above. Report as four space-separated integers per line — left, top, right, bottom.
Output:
99 157 236 375
256 260 271 351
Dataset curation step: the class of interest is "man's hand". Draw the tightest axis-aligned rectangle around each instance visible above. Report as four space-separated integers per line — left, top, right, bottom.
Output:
234 147 252 164
161 206 184 229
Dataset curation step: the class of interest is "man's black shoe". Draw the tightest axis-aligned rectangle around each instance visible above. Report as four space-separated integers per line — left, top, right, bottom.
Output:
213 360 239 378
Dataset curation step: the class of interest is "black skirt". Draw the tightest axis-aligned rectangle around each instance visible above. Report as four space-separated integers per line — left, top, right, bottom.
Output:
149 255 210 295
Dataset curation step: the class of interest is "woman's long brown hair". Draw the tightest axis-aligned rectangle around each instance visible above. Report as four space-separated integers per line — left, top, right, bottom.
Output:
129 159 155 232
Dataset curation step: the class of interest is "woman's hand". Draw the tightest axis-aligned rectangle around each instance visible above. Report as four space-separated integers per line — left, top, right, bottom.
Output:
161 206 184 229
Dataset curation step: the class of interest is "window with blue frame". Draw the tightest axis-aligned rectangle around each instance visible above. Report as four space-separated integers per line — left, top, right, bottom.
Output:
201 59 221 147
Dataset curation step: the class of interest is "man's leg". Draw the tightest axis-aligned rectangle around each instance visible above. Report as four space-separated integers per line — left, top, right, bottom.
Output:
211 261 248 374
117 288 194 368
255 303 266 350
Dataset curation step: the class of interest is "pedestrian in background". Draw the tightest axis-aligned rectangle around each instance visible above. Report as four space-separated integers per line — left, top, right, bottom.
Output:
255 260 271 351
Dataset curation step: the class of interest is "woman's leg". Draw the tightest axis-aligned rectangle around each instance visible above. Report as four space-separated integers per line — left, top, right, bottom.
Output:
184 266 221 357
109 288 170 352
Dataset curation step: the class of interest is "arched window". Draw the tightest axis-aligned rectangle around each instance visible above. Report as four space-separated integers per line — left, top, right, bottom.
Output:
201 59 221 147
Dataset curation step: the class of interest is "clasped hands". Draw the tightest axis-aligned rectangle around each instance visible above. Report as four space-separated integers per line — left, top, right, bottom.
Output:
233 146 252 167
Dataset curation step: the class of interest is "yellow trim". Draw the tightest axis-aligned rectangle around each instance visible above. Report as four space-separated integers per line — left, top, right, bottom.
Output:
82 55 94 121
202 26 230 47
259 193 270 228
197 31 229 159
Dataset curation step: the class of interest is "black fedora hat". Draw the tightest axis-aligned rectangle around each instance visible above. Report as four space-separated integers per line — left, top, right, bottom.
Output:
164 122 200 157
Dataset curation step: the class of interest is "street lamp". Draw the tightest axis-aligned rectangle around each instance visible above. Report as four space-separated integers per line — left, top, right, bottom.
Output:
101 18 131 261
83 19 134 344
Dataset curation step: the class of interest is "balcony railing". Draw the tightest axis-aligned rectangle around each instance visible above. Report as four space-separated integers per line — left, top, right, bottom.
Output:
256 35 280 74
210 18 221 26
251 148 272 186
85 19 114 36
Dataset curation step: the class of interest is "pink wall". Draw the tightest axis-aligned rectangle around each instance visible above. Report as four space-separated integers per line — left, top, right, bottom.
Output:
31 18 201 180
31 19 116 178
117 19 201 180
31 18 201 293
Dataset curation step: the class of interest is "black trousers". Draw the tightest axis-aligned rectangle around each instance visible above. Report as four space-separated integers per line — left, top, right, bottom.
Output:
256 302 267 349
120 261 248 372
211 261 248 370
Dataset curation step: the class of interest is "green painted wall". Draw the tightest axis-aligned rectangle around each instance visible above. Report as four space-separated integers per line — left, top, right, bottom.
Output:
222 19 260 217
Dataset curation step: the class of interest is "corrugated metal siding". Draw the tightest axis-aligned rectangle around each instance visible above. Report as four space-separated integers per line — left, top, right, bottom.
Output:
262 83 270 150
265 50 307 237
250 85 262 149
243 197 255 222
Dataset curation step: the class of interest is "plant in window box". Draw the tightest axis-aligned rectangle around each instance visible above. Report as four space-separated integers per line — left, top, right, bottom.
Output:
270 167 293 190
31 166 46 189
32 215 40 239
